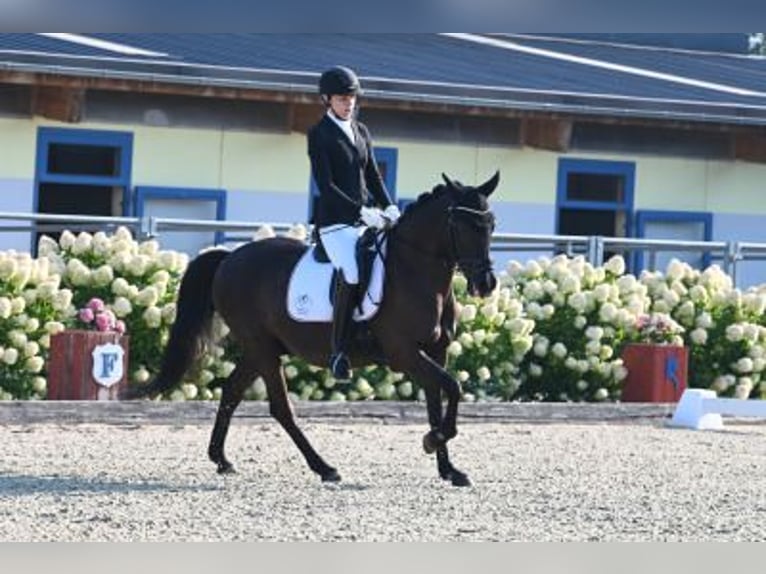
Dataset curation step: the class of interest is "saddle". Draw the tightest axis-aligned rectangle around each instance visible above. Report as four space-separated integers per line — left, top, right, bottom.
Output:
312 227 380 313
287 229 387 328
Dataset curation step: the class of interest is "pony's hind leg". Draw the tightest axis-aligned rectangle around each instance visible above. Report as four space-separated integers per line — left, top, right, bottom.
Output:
257 344 340 483
208 356 259 474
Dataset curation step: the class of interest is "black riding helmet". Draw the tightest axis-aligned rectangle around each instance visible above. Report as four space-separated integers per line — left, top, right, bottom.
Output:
319 66 362 97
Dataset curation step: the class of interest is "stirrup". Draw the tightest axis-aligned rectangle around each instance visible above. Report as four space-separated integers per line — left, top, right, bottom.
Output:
330 353 352 380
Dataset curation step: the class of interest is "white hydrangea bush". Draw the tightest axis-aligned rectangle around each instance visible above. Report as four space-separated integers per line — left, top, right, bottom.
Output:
263 356 412 403
39 228 234 400
0 250 71 399
154 240 766 403
641 260 766 399
498 254 637 402
446 274 535 402
4 222 764 403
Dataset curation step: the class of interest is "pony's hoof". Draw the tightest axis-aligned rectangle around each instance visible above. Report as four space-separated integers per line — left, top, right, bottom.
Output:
321 469 342 483
216 462 236 475
423 430 445 454
449 472 472 487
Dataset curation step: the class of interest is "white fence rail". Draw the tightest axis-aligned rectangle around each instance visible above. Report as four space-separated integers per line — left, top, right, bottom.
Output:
1 210 765 285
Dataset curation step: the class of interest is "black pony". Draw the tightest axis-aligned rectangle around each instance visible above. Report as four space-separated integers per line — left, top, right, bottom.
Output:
129 172 499 487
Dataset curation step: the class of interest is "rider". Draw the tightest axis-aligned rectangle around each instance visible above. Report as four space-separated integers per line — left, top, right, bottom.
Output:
307 65 401 380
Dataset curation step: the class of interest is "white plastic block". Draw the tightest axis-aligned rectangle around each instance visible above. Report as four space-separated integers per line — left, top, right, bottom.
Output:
669 389 724 430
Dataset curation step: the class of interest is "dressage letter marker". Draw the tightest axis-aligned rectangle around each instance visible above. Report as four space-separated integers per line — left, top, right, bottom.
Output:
669 388 766 430
48 331 130 400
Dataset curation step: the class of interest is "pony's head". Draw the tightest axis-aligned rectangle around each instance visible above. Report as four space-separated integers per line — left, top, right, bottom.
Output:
399 171 499 297
442 171 499 297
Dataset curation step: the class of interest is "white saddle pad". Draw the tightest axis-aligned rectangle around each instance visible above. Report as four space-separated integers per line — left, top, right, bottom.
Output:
287 238 387 323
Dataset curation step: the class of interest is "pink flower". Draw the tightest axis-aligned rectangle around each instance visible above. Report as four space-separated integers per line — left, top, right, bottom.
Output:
87 297 106 313
115 320 126 334
78 307 95 323
95 312 115 332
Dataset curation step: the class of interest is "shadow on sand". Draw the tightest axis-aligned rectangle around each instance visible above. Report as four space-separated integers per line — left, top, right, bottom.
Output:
0 472 219 497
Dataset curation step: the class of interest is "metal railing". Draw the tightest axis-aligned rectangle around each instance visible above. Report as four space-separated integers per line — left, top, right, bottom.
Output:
1 210 765 286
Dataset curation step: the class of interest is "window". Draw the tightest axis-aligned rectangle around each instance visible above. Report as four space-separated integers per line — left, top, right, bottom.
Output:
565 172 626 203
134 187 227 254
635 210 713 272
556 158 635 261
34 127 133 251
47 143 122 177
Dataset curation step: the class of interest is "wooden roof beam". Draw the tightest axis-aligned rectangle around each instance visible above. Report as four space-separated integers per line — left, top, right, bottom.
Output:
731 132 766 164
520 117 572 152
31 85 85 123
287 102 322 134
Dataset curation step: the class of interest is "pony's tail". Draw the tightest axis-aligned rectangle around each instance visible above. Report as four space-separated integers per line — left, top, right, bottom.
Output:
122 249 229 399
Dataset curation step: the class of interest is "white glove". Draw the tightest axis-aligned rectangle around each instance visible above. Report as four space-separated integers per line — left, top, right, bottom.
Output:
383 204 402 224
360 206 386 230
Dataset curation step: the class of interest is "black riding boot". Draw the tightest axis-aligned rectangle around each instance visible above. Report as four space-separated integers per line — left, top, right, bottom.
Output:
329 275 357 380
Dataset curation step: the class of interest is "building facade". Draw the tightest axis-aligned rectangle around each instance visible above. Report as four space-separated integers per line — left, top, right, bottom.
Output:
1 34 766 284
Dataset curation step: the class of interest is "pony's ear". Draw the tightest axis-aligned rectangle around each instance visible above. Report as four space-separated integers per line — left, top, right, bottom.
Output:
476 170 500 197
442 173 466 195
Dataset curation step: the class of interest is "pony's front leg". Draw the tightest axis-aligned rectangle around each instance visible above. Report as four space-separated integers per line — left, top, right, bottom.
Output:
410 349 471 487
416 350 460 442
422 382 471 487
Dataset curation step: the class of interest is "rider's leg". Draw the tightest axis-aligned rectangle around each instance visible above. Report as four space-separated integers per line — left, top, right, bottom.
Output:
319 225 362 380
329 270 357 380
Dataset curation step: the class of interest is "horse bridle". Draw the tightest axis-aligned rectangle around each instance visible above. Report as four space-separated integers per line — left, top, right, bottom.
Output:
390 200 495 275
446 204 495 277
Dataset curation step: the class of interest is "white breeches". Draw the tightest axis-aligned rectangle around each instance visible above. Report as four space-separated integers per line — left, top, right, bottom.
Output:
319 224 366 285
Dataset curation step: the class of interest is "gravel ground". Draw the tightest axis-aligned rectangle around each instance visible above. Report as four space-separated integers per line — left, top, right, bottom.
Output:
1 419 765 541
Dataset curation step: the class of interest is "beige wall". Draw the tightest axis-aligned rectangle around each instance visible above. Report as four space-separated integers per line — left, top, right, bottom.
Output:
3 117 766 215
378 138 559 203
0 118 37 180
220 131 308 193
481 148 558 203
131 126 223 188
703 160 766 213
634 156 766 213
133 127 311 192
634 157 710 211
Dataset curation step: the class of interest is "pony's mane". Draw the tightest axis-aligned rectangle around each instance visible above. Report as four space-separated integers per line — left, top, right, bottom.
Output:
401 183 452 220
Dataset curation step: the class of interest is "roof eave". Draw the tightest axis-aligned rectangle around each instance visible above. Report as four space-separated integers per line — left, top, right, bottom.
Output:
3 56 766 128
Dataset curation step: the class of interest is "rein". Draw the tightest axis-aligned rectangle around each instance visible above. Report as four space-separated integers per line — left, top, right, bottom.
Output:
390 203 495 275
390 225 454 270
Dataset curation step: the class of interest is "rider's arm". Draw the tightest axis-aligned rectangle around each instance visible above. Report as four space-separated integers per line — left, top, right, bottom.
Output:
308 128 360 207
359 124 393 209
